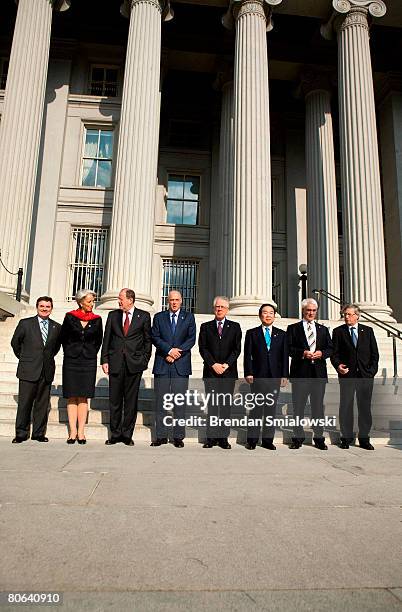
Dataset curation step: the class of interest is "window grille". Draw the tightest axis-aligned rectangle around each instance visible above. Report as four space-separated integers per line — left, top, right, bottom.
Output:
82 127 114 188
166 174 200 225
161 259 199 313
66 227 109 301
89 65 119 97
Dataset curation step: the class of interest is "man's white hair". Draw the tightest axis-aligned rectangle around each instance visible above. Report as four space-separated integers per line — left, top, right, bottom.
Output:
301 297 318 310
213 296 230 308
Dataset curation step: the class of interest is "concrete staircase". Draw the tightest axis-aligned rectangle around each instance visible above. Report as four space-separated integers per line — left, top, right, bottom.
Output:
1 309 402 444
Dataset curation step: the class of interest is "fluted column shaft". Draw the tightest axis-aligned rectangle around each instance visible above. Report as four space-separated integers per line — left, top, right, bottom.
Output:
305 86 340 320
101 0 164 310
336 2 392 318
216 81 234 297
229 0 273 314
0 0 53 297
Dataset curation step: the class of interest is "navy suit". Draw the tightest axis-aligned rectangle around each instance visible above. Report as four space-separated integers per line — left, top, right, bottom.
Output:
287 320 333 442
243 325 288 444
11 316 62 439
331 323 379 442
151 309 196 439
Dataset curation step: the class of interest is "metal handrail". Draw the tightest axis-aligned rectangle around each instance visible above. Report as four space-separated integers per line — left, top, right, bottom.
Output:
313 288 401 379
0 250 23 302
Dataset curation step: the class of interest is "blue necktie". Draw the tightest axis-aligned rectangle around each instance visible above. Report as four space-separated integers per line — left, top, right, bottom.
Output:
350 327 357 348
264 327 271 350
171 313 176 334
40 319 48 345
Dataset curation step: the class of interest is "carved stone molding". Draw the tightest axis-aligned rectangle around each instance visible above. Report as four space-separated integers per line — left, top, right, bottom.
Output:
321 0 386 39
120 0 173 21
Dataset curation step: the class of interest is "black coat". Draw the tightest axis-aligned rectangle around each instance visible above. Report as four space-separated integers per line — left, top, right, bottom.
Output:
60 313 103 360
101 308 152 375
198 319 242 379
244 325 289 379
331 323 379 378
11 316 62 383
287 321 333 380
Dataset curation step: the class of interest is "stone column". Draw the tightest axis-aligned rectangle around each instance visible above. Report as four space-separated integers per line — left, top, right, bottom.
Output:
333 0 392 319
215 75 234 298
223 0 282 314
101 0 172 311
302 70 340 320
0 0 70 298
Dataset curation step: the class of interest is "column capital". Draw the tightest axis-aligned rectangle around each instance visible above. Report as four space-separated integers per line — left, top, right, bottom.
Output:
222 0 282 32
332 0 386 18
120 0 173 21
321 0 386 39
300 67 336 98
16 0 71 10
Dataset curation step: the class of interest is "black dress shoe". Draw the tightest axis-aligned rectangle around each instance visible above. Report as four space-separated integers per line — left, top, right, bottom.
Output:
150 438 168 446
314 441 328 450
261 440 276 450
66 437 76 445
77 438 86 445
31 436 49 442
105 437 120 445
339 440 349 449
122 438 134 446
359 441 374 450
12 436 28 444
203 441 214 448
218 439 231 449
245 442 256 450
289 440 301 449
173 439 184 448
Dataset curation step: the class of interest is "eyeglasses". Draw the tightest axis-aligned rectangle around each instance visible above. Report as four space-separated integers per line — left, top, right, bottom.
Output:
305 309 317 313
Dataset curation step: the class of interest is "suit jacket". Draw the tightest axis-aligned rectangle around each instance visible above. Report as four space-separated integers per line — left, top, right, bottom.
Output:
287 320 333 380
198 319 242 379
244 325 289 380
151 309 196 376
61 313 103 360
101 308 152 375
331 323 379 378
11 316 62 383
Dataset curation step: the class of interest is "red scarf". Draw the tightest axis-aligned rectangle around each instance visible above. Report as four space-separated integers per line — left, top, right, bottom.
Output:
68 309 101 321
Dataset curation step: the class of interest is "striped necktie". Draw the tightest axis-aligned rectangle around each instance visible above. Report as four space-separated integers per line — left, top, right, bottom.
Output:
307 322 316 352
350 327 357 348
40 319 48 345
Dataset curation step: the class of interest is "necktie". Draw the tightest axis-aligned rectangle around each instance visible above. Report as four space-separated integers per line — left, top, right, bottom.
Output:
218 321 223 337
123 312 130 336
307 322 316 352
40 319 48 345
171 313 176 334
350 327 357 348
264 327 271 350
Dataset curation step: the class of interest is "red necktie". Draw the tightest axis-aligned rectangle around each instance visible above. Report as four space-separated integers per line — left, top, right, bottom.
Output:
123 312 130 336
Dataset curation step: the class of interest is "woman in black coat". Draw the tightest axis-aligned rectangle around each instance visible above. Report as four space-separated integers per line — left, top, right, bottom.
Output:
61 289 103 444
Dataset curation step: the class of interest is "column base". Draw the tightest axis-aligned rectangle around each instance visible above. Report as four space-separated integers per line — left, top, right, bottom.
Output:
98 290 154 313
353 302 396 323
229 295 277 316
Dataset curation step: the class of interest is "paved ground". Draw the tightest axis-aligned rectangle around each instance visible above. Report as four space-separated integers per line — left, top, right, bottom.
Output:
0 438 401 611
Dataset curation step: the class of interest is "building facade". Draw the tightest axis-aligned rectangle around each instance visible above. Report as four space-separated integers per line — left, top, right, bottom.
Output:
0 0 401 319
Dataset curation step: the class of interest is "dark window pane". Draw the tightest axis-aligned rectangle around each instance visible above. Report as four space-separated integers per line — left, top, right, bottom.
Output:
184 176 199 201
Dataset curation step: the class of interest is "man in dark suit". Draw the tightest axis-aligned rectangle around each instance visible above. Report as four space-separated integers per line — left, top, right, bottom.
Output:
286 298 333 450
151 290 196 447
11 296 62 443
331 304 379 450
243 303 288 450
101 288 152 446
199 296 242 449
